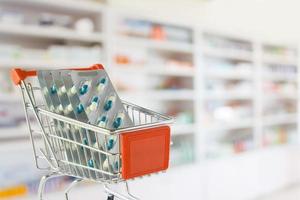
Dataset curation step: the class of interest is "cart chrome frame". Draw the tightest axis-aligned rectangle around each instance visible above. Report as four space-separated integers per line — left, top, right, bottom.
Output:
18 77 172 200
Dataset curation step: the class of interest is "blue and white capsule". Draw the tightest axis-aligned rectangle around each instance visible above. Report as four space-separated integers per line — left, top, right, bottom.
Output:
97 115 108 128
79 80 91 95
97 77 107 92
50 85 57 94
86 96 99 114
112 112 125 129
76 103 84 114
103 95 116 112
88 159 95 168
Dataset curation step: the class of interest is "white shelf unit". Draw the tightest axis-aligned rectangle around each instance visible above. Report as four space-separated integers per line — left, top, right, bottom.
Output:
106 12 197 166
197 31 256 158
0 0 107 142
260 43 299 147
196 31 300 159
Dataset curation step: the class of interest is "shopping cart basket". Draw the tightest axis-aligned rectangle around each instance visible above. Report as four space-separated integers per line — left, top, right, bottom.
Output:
10 64 173 200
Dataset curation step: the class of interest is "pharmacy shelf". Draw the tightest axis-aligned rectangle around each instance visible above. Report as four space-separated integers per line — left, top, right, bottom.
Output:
172 124 196 136
263 55 297 65
0 24 104 42
115 36 194 53
203 119 254 132
264 94 297 100
206 71 253 80
263 114 298 126
0 59 94 69
113 65 195 77
204 92 253 100
0 125 29 140
0 93 21 102
0 0 105 14
119 90 195 101
263 73 297 82
202 46 253 62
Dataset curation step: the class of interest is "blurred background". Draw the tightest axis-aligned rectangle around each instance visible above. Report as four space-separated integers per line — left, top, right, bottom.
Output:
1 0 300 199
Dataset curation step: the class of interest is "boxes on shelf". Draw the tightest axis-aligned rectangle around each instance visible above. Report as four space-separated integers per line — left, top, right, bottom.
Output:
263 124 297 146
117 18 193 43
0 44 103 66
170 134 195 166
206 128 254 158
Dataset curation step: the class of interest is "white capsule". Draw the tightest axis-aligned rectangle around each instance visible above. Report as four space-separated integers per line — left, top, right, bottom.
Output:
103 159 109 170
58 86 67 96
58 104 63 112
108 95 116 102
89 102 98 111
98 121 106 128
70 86 77 95
85 107 91 114
65 104 73 114
43 87 48 95
97 83 105 92
50 105 55 112
117 112 125 119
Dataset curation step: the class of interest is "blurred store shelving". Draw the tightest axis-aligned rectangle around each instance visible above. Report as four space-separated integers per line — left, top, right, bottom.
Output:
0 0 300 199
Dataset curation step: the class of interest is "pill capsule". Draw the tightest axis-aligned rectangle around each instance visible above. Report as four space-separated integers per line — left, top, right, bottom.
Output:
97 115 107 128
114 161 119 171
103 95 116 111
83 137 89 146
49 105 55 112
76 104 84 114
107 137 115 151
50 85 57 94
43 87 48 95
79 81 90 95
89 96 99 112
58 104 64 112
81 137 89 151
113 112 125 129
97 77 107 92
58 86 67 96
65 104 73 114
103 159 109 170
69 85 77 95
88 159 94 168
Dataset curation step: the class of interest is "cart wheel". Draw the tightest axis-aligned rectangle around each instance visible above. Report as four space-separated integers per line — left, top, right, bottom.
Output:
107 195 114 200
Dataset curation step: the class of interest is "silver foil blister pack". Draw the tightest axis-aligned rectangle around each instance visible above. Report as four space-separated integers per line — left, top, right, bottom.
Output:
37 67 132 177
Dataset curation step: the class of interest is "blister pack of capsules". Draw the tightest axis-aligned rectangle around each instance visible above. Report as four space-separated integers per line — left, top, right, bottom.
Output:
37 67 133 177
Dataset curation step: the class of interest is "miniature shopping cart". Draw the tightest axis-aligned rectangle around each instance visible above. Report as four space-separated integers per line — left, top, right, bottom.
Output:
10 65 172 200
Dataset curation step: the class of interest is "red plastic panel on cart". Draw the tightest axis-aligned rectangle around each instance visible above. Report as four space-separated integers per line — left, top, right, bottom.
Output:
121 126 170 180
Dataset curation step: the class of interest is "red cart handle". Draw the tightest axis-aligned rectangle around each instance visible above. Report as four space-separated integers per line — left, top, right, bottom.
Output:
10 64 104 85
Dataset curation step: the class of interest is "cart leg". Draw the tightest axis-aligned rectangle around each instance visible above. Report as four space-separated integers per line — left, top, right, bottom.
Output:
124 181 139 200
104 183 139 200
107 194 114 200
38 172 64 200
64 179 83 200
